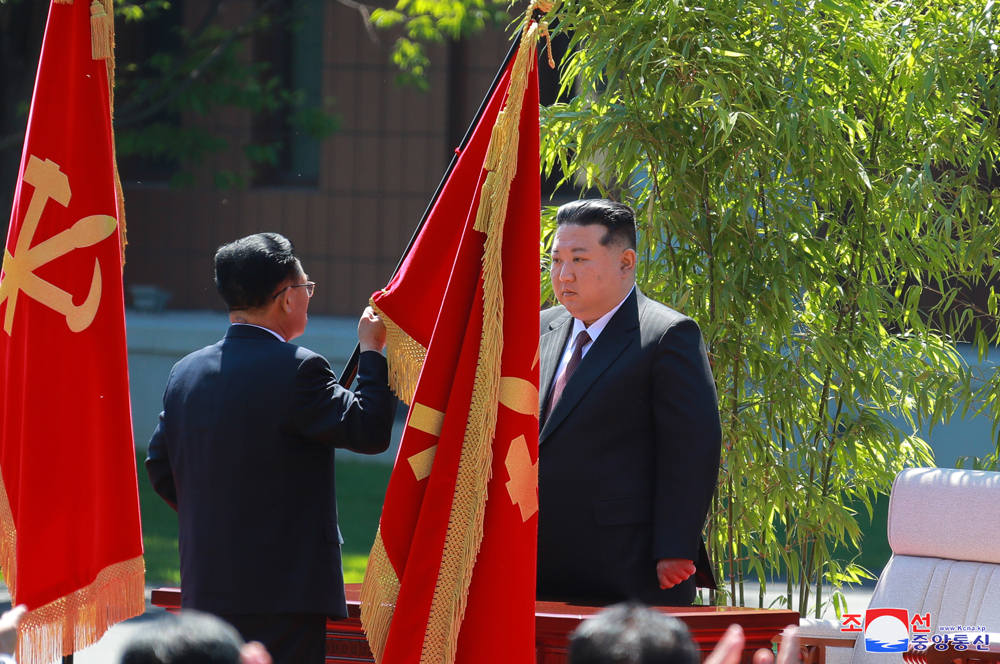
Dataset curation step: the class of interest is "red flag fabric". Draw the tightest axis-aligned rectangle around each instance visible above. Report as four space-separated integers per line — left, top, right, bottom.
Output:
0 0 145 661
360 14 542 664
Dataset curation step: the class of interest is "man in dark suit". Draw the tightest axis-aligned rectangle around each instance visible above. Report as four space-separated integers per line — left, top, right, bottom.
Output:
146 233 397 664
538 200 722 606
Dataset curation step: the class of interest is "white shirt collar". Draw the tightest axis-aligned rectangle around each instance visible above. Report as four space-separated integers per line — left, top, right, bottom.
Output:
233 323 286 343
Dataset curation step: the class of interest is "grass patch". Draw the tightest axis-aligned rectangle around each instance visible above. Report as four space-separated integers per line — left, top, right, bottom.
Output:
336 458 393 577
137 453 181 585
138 455 392 586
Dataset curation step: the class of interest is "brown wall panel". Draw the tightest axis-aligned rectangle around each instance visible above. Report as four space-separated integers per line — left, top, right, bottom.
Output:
122 0 513 316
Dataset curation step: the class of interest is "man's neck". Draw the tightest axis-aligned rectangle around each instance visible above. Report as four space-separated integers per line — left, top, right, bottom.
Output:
581 285 635 328
230 312 287 341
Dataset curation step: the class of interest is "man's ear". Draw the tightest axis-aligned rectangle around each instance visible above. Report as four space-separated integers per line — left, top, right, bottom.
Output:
620 248 637 275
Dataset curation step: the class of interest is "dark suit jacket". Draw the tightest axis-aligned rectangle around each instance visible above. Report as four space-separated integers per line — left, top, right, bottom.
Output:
537 289 721 606
146 324 397 617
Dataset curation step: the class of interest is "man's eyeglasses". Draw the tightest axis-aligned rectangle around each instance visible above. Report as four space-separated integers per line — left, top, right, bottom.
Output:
273 282 316 299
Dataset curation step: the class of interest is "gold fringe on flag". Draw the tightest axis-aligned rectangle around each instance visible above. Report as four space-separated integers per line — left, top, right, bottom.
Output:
17 557 146 664
0 468 18 603
360 4 548 662
359 529 401 663
421 6 543 664
0 467 146 664
371 299 426 406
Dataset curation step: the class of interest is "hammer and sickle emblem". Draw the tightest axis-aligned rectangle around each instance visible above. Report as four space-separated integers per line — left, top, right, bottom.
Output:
0 155 117 336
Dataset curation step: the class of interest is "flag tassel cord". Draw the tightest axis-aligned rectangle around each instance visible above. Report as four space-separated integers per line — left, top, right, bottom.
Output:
49 0 127 263
359 2 550 663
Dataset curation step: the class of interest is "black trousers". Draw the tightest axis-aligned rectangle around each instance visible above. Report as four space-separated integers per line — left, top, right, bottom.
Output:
220 613 327 664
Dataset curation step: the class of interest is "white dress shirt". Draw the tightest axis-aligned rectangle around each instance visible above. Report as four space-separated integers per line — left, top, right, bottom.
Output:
554 286 635 380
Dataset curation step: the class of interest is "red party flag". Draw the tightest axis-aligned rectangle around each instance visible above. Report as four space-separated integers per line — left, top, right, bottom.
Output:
359 11 542 664
0 0 145 661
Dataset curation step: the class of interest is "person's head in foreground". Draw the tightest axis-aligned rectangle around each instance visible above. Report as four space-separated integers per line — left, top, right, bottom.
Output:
120 611 271 664
550 199 638 326
215 232 313 341
568 602 700 664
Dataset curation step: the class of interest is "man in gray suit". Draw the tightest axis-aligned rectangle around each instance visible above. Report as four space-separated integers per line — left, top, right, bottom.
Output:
538 200 722 606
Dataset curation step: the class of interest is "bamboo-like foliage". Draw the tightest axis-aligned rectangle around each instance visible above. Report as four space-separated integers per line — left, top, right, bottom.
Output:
539 0 1000 616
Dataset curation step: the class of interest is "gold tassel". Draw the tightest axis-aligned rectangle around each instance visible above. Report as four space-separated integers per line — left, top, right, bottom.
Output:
90 0 112 61
421 16 540 664
371 299 426 406
52 0 73 4
359 530 401 664
483 112 507 172
360 4 544 663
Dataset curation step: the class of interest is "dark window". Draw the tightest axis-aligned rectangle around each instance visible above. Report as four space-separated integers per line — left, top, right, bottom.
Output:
114 0 184 184
253 0 323 187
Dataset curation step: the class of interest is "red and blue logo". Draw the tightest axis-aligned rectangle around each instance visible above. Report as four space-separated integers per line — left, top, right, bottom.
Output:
863 608 911 652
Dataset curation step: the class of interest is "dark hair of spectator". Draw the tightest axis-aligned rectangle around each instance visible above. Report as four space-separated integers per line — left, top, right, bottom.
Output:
556 199 637 251
568 602 701 664
120 611 243 664
215 233 304 311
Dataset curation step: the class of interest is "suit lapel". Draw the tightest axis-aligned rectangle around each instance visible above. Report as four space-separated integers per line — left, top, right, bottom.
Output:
539 312 573 424
540 289 641 443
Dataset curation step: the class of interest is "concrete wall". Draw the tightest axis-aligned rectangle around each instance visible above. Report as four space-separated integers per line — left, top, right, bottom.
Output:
127 310 406 465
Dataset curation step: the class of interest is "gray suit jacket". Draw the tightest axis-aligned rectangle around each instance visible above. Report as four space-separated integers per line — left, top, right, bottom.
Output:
537 289 721 605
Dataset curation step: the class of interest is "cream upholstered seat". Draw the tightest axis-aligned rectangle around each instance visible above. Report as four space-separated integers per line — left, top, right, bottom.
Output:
797 467 1000 664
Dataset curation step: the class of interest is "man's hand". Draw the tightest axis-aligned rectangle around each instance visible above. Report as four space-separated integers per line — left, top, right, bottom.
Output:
705 623 745 664
240 641 273 664
358 306 387 353
657 558 696 589
0 605 27 656
706 623 800 664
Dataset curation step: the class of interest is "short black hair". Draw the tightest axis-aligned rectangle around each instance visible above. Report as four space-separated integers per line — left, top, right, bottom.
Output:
556 199 637 251
214 233 303 311
569 602 700 664
120 611 244 664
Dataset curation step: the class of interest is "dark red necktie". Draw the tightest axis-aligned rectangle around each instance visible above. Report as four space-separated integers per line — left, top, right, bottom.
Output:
548 330 591 413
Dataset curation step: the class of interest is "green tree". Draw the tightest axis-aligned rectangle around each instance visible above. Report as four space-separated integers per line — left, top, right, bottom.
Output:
384 0 1000 615
0 0 339 220
370 0 511 89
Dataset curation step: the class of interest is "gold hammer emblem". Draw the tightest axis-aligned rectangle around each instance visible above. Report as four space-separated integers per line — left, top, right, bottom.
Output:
0 155 117 336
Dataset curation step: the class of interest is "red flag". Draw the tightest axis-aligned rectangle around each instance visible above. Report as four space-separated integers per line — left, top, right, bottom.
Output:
0 0 145 661
360 12 542 664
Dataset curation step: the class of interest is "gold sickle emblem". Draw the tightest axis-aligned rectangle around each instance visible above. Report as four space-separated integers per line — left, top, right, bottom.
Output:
0 155 117 336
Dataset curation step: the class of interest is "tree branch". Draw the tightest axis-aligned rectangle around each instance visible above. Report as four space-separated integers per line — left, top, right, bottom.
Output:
334 0 378 45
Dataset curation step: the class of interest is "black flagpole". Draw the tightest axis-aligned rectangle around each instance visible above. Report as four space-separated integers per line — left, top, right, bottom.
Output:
337 22 533 388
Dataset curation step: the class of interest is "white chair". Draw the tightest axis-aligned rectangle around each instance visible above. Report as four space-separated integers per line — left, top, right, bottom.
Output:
796 467 1000 664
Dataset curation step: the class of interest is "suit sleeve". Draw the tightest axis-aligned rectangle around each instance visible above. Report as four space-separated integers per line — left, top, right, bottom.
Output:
146 370 178 511
292 349 398 453
651 317 722 561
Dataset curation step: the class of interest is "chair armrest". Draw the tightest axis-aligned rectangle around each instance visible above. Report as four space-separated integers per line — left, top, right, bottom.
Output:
784 620 857 664
797 619 858 642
